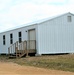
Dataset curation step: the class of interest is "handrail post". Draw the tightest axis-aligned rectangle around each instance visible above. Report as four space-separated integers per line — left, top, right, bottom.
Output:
15 41 18 58
35 40 36 50
8 47 10 55
23 41 24 53
26 50 28 57
11 46 12 54
16 47 18 58
26 41 28 57
15 41 18 51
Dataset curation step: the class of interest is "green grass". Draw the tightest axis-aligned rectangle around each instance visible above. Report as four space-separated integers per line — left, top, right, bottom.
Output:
0 54 74 72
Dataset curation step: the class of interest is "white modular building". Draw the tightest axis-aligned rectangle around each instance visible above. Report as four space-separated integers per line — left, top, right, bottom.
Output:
0 12 74 55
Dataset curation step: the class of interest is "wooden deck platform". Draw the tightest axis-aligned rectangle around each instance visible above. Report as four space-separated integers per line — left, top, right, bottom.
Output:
8 40 36 58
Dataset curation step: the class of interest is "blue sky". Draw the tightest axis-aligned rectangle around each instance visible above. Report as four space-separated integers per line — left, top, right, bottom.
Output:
0 0 74 32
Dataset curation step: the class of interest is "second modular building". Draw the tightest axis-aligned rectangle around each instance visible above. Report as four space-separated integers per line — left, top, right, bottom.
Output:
0 12 74 55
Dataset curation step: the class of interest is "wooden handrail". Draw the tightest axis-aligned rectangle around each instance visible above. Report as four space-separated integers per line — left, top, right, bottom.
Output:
8 41 18 54
8 48 10 55
27 40 36 50
8 40 36 57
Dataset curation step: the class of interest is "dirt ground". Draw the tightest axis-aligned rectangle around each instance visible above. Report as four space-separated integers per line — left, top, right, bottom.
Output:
0 62 74 75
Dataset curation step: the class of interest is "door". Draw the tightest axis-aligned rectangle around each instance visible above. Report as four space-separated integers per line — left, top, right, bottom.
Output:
28 29 36 50
28 29 36 40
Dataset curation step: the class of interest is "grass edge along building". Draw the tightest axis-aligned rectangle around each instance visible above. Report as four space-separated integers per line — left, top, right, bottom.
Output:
0 12 74 57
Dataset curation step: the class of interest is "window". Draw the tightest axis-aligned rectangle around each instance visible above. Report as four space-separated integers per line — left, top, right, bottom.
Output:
10 33 13 44
18 32 22 43
3 35 5 45
68 16 72 22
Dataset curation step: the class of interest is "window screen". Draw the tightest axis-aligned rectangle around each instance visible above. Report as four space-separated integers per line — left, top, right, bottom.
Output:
3 35 5 45
18 32 22 43
10 33 13 44
68 16 72 22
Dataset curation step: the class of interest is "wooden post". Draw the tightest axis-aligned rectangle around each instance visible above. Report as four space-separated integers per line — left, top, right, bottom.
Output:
21 43 22 50
26 41 29 57
8 48 10 55
16 47 18 58
35 40 36 50
23 42 24 53
16 41 18 47
26 50 28 57
11 46 12 54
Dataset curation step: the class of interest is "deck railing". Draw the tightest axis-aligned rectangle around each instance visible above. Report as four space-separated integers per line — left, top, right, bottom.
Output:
8 41 18 55
8 40 36 57
18 41 27 50
27 40 36 50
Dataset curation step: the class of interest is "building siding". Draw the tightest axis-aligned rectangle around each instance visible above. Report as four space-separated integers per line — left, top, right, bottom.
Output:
0 25 37 54
0 13 74 55
37 13 74 54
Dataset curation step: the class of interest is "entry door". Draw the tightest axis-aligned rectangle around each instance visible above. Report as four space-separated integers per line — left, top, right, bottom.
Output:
28 29 36 49
28 29 36 40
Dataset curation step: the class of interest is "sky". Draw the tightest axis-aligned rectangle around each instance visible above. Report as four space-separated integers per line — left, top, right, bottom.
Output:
0 0 74 32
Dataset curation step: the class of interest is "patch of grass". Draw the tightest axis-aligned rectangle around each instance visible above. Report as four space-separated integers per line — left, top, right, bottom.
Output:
0 54 74 72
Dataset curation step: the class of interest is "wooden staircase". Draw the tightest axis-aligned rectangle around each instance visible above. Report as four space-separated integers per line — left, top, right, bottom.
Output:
8 40 36 58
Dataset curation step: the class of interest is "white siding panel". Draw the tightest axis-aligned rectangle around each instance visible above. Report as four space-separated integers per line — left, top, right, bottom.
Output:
38 13 74 54
0 25 37 54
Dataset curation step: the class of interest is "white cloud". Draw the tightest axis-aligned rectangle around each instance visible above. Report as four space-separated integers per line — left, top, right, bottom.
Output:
0 0 74 32
29 0 67 4
0 0 12 10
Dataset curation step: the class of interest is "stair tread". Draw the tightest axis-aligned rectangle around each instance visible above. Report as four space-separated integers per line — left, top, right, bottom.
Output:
9 56 16 59
19 53 26 57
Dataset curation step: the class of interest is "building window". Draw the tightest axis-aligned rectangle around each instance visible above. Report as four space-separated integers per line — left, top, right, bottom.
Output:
18 32 22 43
68 16 72 22
3 35 5 45
10 33 13 44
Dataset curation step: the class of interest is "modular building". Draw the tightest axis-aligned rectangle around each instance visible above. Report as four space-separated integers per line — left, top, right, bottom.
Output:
0 12 74 56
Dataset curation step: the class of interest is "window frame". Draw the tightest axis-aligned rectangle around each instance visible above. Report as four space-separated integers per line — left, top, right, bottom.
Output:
10 33 13 44
68 16 72 22
18 32 22 43
3 35 6 45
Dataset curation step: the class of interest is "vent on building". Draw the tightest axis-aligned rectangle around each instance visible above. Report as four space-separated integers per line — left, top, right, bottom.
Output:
67 16 72 22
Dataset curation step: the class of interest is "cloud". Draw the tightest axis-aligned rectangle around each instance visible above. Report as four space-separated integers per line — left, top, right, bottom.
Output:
29 0 68 4
0 0 74 32
0 0 12 11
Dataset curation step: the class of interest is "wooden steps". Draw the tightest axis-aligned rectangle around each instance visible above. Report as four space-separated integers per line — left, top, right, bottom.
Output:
9 56 16 59
8 40 36 58
9 49 36 58
16 50 26 58
9 50 26 58
19 52 26 58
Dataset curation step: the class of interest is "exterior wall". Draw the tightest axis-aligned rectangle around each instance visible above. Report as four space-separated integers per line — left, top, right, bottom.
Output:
37 13 74 54
0 13 74 55
0 24 37 54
